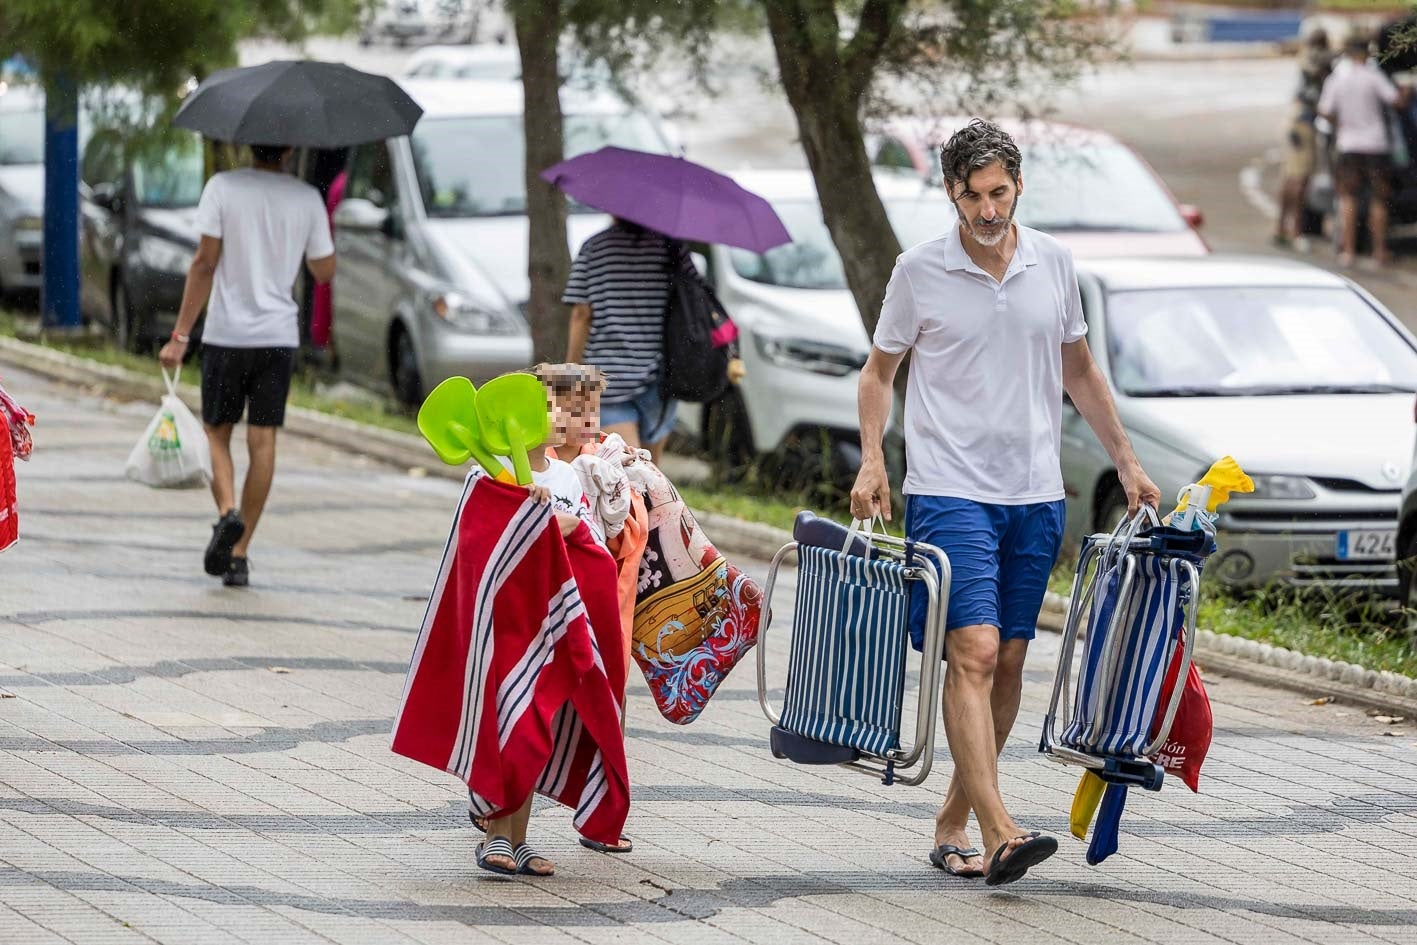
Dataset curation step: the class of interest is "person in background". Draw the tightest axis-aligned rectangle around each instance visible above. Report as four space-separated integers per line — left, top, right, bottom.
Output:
310 168 346 356
1274 29 1332 252
1318 34 1410 268
563 219 692 466
159 144 335 587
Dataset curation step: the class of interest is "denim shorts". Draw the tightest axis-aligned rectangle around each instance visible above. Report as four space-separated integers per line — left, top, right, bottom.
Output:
600 383 678 445
905 494 1066 652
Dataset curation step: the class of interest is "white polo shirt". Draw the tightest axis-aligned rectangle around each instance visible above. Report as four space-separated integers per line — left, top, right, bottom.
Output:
872 223 1087 504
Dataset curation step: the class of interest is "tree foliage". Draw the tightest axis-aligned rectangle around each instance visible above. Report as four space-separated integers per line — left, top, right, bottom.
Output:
0 0 371 92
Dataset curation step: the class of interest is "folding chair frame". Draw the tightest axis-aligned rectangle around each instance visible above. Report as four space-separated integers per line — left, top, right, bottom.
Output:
1040 509 1202 775
757 530 950 787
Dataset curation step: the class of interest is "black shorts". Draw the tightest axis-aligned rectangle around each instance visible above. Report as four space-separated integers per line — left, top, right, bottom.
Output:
200 345 295 427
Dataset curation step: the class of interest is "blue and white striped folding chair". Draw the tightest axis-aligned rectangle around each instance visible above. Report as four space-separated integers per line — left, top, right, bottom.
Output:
757 514 950 786
1040 507 1209 791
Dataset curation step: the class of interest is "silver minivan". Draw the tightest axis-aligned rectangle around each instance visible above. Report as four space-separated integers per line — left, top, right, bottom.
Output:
330 77 672 404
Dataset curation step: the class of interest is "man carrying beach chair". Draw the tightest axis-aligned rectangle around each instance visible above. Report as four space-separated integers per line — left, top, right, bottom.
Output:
850 120 1161 886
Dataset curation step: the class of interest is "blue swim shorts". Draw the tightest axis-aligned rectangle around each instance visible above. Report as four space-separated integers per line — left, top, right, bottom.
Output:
905 494 1066 652
600 383 678 446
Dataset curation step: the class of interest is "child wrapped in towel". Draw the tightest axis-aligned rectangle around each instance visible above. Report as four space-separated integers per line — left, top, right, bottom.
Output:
391 376 628 877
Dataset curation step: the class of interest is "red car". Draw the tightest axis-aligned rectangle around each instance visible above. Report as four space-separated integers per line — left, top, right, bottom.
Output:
868 116 1209 258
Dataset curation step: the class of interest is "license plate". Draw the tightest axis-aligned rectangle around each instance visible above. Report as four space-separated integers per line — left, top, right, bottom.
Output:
1335 530 1396 561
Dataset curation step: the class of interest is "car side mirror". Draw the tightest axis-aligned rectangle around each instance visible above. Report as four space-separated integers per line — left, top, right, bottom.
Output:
1179 204 1204 229
334 197 389 233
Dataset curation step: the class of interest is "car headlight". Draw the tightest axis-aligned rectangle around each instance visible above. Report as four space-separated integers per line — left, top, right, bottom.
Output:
431 289 521 335
13 215 41 233
753 332 867 377
138 236 193 274
1248 474 1316 500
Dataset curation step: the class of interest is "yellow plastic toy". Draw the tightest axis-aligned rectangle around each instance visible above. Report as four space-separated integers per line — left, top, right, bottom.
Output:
1070 771 1106 840
1166 455 1254 529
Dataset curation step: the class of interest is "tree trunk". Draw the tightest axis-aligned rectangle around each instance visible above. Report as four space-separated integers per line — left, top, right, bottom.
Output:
514 0 572 365
761 0 902 340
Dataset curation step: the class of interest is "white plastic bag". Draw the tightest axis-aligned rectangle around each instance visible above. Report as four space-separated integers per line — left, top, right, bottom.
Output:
125 368 212 489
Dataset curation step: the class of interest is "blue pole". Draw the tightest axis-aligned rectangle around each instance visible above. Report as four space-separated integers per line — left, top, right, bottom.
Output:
41 73 80 330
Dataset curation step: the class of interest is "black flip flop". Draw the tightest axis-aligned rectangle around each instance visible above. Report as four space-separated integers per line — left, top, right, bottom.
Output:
579 835 633 854
985 832 1058 887
930 844 984 878
469 810 488 833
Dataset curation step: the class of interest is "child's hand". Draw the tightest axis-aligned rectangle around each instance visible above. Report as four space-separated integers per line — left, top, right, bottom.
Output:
527 483 551 504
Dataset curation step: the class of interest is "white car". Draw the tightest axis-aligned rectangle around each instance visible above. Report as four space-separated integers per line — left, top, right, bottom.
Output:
329 78 675 404
680 170 954 477
0 84 44 300
403 43 520 82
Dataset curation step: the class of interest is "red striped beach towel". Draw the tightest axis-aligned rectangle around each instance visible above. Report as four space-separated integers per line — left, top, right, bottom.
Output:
391 473 629 845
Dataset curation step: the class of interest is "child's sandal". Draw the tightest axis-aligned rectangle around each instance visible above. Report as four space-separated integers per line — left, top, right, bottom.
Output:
514 843 555 876
475 836 517 875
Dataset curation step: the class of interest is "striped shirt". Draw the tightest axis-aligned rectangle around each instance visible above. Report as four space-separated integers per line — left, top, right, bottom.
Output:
563 224 692 404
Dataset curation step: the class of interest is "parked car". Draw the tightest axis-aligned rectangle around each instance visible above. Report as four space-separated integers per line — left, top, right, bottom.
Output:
0 84 44 301
1396 401 1417 612
867 116 1210 257
359 0 479 47
403 43 520 81
330 78 674 404
78 127 203 352
1062 256 1415 594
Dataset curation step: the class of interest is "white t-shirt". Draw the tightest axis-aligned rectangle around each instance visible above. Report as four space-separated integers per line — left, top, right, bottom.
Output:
532 458 601 542
1318 61 1400 155
872 224 1087 504
194 169 334 348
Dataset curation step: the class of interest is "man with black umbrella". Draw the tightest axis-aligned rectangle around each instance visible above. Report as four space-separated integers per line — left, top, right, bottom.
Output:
159 144 335 587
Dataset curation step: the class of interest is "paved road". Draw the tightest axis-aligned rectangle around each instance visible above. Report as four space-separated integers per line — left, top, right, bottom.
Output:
3 368 1417 944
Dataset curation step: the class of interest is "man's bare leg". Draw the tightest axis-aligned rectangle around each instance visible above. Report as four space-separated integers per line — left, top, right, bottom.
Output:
938 625 1038 873
1370 197 1391 266
603 421 639 452
231 425 276 559
934 636 1029 872
205 423 237 514
1338 193 1359 266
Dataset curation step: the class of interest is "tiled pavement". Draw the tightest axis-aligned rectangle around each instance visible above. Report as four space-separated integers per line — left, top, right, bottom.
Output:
3 366 1417 945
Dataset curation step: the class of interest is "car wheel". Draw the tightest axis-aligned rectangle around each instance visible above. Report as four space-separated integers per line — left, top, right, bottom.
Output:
703 388 755 476
1399 532 1417 629
1095 482 1130 533
113 280 150 355
391 327 424 407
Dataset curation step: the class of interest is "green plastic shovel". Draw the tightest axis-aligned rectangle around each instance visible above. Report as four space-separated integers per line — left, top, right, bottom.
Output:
416 376 515 483
474 372 549 486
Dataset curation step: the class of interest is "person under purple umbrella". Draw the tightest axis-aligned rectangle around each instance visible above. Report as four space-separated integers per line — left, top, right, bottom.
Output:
562 218 694 465
544 147 789 463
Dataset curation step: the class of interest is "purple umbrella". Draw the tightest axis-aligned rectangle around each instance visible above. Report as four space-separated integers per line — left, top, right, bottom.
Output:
539 147 792 253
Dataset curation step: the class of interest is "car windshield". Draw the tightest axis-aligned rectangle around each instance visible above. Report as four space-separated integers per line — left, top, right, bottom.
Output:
130 134 204 208
0 106 43 165
410 111 666 217
926 141 1187 234
1106 286 1417 396
729 191 952 290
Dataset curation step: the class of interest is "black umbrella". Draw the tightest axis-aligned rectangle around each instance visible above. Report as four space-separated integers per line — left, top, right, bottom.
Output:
173 60 422 148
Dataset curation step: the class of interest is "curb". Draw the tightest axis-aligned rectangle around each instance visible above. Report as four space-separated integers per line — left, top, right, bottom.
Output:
6 333 1414 716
